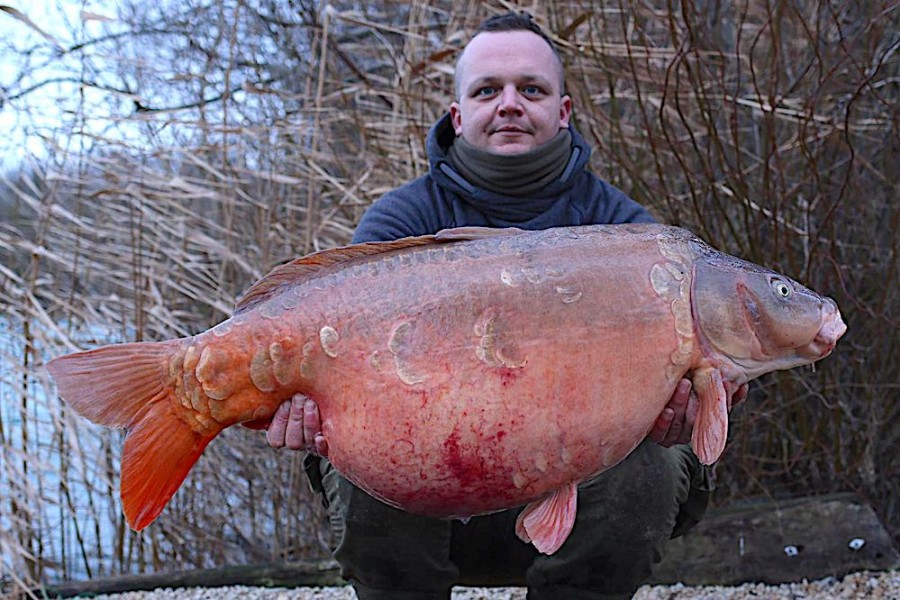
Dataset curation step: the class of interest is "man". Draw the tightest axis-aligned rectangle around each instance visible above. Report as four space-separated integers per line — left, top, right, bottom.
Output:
266 12 744 599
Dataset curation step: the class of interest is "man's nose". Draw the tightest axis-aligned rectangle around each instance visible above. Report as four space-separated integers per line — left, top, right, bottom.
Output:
497 85 524 116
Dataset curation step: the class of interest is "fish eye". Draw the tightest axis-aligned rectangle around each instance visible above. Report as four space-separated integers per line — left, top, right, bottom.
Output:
771 279 792 298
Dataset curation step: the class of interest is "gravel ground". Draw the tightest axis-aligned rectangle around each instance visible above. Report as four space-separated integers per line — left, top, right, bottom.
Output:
85 570 900 600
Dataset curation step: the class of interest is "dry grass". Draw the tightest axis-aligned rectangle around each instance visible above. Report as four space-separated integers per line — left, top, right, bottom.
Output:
1 0 897 596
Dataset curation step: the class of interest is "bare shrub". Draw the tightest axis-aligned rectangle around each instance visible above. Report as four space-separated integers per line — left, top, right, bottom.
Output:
1 0 896 594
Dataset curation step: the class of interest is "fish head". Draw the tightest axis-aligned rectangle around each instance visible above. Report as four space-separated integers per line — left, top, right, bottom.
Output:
691 252 847 379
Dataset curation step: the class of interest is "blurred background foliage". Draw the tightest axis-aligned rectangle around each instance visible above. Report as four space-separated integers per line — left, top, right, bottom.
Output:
1 0 897 594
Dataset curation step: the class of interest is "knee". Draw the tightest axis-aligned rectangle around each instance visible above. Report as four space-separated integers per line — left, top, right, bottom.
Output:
576 441 701 542
321 469 457 593
525 443 705 596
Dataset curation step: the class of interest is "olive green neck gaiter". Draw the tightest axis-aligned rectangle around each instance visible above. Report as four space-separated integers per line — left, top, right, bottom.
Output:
447 129 573 197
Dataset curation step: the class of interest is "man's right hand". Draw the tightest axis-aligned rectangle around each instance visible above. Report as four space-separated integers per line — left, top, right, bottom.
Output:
266 394 328 456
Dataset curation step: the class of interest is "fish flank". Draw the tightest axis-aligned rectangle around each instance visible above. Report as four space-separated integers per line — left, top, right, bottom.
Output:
168 346 187 379
271 339 304 387
513 471 529 489
555 285 583 304
388 322 429 385
300 341 316 378
211 321 233 337
653 234 697 378
258 300 284 320
368 350 385 372
319 326 340 358
249 345 277 392
196 345 238 400
474 314 526 369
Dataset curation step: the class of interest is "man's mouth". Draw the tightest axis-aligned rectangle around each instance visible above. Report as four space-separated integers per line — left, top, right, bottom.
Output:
493 126 529 134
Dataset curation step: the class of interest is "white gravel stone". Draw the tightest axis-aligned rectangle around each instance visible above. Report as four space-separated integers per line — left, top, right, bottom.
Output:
86 570 900 600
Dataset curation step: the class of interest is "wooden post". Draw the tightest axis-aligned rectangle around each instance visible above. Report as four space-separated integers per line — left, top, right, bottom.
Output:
650 493 900 585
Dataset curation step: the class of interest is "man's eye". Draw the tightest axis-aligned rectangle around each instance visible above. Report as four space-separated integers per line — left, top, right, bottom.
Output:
476 87 496 97
522 86 543 96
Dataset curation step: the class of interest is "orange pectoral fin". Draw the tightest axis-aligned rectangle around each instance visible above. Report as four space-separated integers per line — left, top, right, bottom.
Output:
515 480 578 555
121 408 216 530
690 367 729 465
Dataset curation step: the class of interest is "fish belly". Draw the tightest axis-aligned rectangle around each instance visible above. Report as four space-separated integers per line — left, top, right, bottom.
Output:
282 227 687 518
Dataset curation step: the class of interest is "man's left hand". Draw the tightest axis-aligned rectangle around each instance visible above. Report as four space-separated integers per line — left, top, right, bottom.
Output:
648 378 749 447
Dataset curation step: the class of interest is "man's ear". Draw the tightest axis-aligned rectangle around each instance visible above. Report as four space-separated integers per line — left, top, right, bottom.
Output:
559 95 573 128
450 102 464 136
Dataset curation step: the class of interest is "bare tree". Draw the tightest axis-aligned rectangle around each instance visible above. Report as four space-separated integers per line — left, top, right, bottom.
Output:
0 1 897 595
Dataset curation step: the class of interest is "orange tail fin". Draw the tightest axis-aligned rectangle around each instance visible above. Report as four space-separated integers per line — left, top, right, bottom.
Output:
46 340 218 530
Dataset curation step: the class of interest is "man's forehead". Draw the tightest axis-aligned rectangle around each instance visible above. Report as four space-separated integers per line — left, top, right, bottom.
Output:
456 30 563 88
461 30 557 65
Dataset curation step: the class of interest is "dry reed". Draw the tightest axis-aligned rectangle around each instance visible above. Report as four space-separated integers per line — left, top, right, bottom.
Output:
1 0 897 596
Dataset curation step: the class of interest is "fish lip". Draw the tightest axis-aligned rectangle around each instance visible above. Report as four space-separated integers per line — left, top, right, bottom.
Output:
799 304 847 360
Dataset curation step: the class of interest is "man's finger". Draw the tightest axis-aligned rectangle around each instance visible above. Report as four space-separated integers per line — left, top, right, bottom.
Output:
284 395 307 450
668 379 691 414
650 379 697 448
659 400 687 447
313 433 329 458
677 390 699 446
303 398 323 455
663 379 692 445
648 407 675 444
662 413 685 447
266 401 291 449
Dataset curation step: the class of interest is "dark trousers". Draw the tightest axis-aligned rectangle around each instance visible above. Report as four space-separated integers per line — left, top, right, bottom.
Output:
305 440 711 599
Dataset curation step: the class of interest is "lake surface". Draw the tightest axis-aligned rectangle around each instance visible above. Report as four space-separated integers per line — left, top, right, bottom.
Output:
1 317 126 581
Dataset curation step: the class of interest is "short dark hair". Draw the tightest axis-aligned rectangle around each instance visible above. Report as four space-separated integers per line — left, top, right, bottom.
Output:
472 11 559 57
454 11 566 98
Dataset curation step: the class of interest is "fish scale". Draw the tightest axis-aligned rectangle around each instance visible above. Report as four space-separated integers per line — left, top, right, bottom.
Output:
47 223 846 555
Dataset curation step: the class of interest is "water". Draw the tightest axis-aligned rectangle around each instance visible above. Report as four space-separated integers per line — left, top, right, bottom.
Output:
1 314 326 587
1 316 125 582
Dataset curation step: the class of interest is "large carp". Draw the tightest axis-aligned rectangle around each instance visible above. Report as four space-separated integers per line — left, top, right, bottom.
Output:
47 224 846 554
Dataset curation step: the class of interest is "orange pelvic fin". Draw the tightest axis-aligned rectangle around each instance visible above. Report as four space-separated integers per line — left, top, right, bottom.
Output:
515 480 578 554
47 340 217 530
690 367 729 465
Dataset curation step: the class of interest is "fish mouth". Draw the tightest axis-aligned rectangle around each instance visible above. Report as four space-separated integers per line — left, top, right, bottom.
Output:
799 300 847 360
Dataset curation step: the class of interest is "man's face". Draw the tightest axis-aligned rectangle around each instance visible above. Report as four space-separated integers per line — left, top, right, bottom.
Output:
450 30 572 155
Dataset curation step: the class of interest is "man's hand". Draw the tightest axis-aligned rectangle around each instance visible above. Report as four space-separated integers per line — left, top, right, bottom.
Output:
648 379 697 447
648 378 749 447
266 393 328 456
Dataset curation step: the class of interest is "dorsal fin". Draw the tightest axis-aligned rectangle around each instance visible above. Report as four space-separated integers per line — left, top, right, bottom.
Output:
235 226 525 314
434 226 525 242
235 235 438 313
